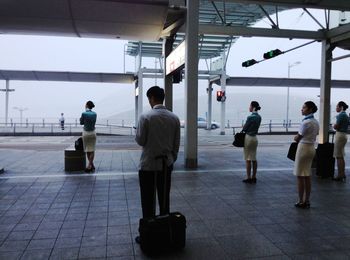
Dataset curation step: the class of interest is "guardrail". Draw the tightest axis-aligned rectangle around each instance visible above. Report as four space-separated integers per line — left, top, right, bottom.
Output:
0 123 135 136
231 122 300 135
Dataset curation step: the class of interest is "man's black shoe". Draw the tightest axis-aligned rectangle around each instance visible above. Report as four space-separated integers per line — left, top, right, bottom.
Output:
135 236 141 244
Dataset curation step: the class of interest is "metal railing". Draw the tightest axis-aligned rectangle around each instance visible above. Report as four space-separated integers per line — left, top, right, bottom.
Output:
0 122 135 136
231 121 300 135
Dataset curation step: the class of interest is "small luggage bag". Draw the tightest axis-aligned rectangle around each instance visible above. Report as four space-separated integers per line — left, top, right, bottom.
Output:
316 133 335 178
139 156 186 256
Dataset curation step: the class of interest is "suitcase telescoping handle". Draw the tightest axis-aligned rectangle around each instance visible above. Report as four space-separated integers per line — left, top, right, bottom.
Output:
330 131 335 143
153 155 169 217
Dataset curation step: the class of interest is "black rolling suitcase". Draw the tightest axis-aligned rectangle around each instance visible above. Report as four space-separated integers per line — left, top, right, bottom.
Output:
316 133 335 178
139 156 186 256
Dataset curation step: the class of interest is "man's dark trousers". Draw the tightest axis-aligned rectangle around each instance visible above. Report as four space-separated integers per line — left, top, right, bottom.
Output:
138 166 172 218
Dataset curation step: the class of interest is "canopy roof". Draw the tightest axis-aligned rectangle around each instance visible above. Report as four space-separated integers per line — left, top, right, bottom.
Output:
127 2 282 59
0 70 135 84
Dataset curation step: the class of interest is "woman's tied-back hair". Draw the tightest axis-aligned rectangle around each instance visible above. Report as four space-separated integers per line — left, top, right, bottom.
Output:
146 86 165 102
86 101 95 109
338 101 349 111
304 101 318 113
251 101 261 111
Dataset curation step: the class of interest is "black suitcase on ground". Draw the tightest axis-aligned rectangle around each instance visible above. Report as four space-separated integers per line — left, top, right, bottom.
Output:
139 212 186 255
316 133 335 178
139 156 186 256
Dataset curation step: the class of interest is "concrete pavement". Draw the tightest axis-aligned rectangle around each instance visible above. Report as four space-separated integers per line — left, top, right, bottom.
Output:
0 133 349 259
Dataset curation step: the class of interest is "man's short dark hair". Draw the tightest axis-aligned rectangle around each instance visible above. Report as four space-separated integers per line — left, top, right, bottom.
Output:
146 86 165 102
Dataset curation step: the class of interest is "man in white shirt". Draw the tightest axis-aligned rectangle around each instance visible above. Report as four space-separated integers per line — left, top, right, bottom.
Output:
59 113 65 130
135 86 180 243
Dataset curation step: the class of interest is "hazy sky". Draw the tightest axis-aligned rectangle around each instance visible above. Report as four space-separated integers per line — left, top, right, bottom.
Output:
0 8 349 123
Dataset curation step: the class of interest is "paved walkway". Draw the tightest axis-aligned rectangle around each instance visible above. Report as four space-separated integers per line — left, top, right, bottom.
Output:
0 133 350 259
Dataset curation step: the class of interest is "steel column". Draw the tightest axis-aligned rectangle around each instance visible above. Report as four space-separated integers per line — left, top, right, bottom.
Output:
5 80 9 126
319 40 333 143
163 37 174 111
206 81 213 130
184 0 199 168
220 52 227 135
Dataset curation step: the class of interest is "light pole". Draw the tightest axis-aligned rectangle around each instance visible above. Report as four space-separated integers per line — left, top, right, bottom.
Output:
0 80 15 126
13 107 28 126
286 61 301 131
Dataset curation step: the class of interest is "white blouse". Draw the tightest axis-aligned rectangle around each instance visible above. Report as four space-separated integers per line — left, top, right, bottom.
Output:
298 118 319 144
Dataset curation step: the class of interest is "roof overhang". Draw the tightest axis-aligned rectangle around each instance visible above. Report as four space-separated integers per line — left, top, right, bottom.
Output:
0 0 172 41
223 0 350 11
0 70 135 84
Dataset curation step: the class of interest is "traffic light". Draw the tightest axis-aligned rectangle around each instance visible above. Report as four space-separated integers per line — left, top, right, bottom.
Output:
216 90 225 102
242 59 258 67
263 49 282 59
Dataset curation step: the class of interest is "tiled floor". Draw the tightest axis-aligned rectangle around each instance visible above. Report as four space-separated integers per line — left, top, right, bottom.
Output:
0 134 349 259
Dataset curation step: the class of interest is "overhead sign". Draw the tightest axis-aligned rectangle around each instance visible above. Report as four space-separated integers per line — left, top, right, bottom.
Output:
166 40 185 75
210 57 224 71
329 11 350 28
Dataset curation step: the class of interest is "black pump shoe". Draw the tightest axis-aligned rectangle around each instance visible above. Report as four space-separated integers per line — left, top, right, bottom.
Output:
251 178 257 184
295 202 303 208
295 201 310 209
242 178 252 183
333 176 346 182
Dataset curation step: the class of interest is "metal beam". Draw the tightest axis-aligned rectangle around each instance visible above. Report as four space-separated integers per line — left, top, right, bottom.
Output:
0 70 135 84
303 8 325 30
259 5 278 28
160 18 186 38
327 23 350 43
194 24 325 40
223 77 350 88
222 0 350 11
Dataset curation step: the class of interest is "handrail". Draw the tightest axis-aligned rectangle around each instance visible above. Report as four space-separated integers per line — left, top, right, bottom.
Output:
231 122 300 135
0 122 135 136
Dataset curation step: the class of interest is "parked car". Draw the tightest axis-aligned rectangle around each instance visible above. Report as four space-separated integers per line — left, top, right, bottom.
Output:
180 117 220 129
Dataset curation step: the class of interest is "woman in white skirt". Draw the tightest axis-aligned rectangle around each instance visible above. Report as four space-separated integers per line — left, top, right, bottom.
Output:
242 101 262 184
333 101 349 182
294 101 319 209
80 101 97 173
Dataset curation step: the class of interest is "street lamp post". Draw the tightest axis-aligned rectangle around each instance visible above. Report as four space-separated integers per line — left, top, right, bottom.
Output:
0 80 15 126
13 107 28 126
286 61 301 131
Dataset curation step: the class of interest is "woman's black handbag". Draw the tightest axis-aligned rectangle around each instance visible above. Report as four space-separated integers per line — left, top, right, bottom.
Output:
232 132 246 147
287 142 298 161
75 137 84 151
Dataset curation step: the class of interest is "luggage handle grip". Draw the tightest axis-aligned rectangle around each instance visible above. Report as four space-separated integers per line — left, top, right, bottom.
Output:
153 155 169 216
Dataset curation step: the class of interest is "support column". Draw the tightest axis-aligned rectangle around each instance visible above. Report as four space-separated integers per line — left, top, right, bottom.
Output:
184 0 199 168
137 70 143 119
220 52 227 135
135 43 143 126
5 80 9 126
163 37 174 111
319 40 333 144
135 80 139 127
220 71 227 135
0 80 14 126
206 81 213 130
